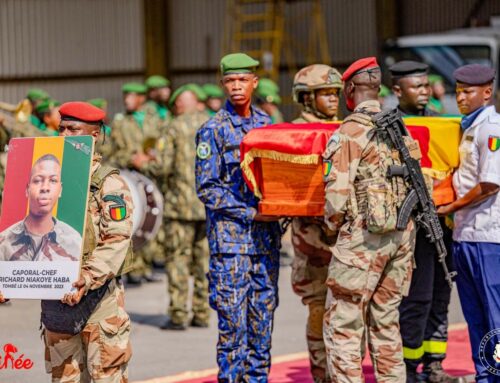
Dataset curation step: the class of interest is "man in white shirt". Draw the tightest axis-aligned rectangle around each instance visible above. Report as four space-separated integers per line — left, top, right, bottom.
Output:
437 64 500 383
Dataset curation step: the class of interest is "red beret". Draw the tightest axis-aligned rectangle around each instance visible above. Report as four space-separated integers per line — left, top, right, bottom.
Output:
59 101 106 123
342 57 380 82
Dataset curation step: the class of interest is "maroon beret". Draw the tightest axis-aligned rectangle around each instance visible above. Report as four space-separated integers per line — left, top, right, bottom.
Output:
59 101 106 123
453 64 496 85
342 57 380 82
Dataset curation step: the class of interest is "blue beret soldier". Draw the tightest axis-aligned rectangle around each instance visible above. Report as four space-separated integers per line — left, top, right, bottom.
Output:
437 64 500 383
195 53 282 382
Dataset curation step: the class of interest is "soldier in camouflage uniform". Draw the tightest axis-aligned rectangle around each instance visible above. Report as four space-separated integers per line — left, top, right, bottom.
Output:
110 82 162 284
195 53 282 382
255 78 284 124
27 101 131 383
290 64 343 383
148 84 211 330
322 58 416 383
144 75 172 123
202 83 225 117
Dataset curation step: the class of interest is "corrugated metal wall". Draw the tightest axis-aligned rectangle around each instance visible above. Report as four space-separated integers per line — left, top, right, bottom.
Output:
167 0 377 119
400 0 500 35
0 0 145 115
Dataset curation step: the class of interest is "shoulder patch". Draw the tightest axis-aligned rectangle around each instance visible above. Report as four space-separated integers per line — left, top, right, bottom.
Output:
103 194 127 221
329 133 340 146
114 113 124 121
197 142 211 159
488 135 500 152
323 159 332 177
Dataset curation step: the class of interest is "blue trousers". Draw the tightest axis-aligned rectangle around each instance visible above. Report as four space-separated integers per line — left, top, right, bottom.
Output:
208 252 280 383
453 241 500 383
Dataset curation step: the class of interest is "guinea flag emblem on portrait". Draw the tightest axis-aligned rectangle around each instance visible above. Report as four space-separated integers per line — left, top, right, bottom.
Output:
488 136 500 152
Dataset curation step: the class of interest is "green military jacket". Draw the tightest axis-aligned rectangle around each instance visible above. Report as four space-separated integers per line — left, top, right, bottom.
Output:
109 109 162 169
151 111 209 221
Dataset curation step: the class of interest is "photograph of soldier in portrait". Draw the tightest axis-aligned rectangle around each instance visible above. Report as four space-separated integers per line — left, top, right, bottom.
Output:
0 154 82 261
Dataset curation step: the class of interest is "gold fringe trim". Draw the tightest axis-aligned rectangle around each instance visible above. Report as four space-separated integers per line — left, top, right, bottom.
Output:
240 148 320 199
422 167 453 181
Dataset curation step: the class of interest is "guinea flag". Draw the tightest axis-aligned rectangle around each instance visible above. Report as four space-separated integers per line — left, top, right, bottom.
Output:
110 205 126 221
0 136 94 235
488 136 500 152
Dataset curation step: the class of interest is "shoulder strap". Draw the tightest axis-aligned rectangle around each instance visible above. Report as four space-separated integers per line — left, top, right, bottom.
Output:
344 112 374 126
90 165 119 193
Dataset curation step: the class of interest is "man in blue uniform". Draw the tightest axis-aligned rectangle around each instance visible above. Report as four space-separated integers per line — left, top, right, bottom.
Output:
437 64 500 383
195 53 282 382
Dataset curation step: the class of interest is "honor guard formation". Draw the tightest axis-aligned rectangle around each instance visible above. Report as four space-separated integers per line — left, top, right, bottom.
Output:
0 48 499 383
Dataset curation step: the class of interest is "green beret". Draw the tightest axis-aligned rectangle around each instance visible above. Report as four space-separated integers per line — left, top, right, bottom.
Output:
258 78 280 93
169 84 195 107
27 88 50 102
122 82 147 94
87 98 108 110
145 75 170 89
188 84 207 102
428 74 444 85
220 53 259 75
256 81 281 104
378 84 390 98
36 99 60 114
203 83 224 98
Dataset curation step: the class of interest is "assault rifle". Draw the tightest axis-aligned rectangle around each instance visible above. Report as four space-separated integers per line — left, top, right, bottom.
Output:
372 109 457 288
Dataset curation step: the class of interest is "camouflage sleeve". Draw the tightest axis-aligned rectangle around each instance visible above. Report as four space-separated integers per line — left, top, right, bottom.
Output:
195 124 257 221
109 118 132 169
323 123 364 233
146 120 176 178
81 174 133 291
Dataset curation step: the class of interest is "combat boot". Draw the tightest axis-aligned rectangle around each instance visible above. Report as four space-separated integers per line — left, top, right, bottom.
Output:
161 318 187 331
420 361 465 383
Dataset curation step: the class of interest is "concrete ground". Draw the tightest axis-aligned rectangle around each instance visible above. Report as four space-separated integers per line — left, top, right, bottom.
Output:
0 263 466 383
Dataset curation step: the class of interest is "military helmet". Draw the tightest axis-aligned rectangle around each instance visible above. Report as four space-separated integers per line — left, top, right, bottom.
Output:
292 64 343 103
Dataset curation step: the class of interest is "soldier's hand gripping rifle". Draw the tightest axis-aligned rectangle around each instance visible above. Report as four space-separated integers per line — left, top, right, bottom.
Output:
372 109 457 288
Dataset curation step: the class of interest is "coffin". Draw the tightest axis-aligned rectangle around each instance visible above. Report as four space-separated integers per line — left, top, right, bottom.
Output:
240 117 461 217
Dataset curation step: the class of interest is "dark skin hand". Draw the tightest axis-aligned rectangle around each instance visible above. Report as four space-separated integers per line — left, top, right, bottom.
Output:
0 291 8 303
58 120 102 305
392 75 431 115
437 182 500 215
221 73 258 118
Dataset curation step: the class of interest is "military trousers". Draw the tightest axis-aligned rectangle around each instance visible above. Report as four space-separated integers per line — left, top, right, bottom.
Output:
399 218 454 371
324 217 415 383
291 218 334 383
43 280 132 383
208 252 280 383
164 219 210 325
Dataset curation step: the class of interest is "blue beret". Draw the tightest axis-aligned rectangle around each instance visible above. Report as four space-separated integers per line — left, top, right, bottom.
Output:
389 61 428 78
453 64 496 85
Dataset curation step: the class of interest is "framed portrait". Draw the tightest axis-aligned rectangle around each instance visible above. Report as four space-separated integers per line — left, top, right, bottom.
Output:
0 136 93 299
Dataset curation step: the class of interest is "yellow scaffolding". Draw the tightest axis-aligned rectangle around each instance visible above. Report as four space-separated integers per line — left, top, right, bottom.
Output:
223 0 331 82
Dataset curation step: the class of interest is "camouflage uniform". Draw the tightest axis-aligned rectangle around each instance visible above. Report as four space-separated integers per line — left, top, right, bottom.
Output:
195 100 281 382
109 110 161 279
150 111 210 326
43 154 133 383
322 100 416 383
290 64 342 383
0 218 81 261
